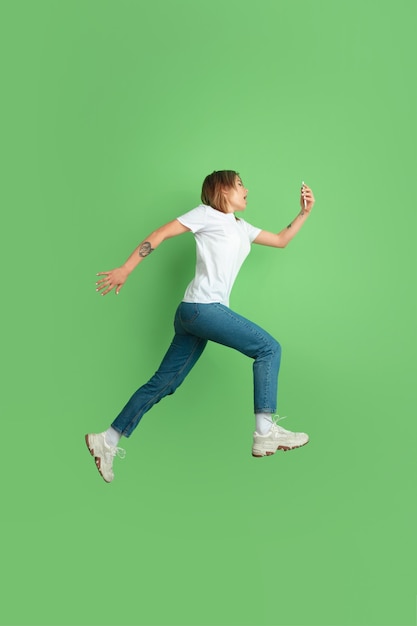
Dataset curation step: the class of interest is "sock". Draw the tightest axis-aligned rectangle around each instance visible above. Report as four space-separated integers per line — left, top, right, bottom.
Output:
104 426 121 447
255 413 273 435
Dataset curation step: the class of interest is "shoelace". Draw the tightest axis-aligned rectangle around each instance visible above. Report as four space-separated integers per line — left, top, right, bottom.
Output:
266 415 289 434
267 414 287 426
105 446 126 462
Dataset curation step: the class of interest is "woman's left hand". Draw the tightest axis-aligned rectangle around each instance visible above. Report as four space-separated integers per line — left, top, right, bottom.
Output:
301 183 315 212
96 266 129 295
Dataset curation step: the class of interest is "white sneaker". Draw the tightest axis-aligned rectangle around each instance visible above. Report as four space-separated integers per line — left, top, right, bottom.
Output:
85 432 126 483
252 417 309 458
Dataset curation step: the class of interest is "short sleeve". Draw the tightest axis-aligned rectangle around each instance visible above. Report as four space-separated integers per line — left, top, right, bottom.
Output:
240 218 262 243
177 205 207 233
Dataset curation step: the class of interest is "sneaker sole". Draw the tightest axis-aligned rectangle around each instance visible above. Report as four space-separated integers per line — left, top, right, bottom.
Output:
252 440 309 458
85 434 112 483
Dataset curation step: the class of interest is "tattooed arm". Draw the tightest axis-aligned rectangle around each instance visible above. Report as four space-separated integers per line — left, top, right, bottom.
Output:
96 219 190 295
253 183 315 249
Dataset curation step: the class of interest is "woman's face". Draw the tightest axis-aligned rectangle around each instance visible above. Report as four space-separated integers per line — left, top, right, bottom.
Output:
224 177 248 213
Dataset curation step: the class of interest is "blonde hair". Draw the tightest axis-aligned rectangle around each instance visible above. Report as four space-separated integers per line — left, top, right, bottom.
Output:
201 170 240 213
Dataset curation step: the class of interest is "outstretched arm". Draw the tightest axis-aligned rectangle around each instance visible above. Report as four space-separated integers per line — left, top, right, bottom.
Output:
254 183 315 249
96 219 190 295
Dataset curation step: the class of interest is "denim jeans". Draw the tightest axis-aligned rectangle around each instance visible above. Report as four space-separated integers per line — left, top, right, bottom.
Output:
112 302 281 437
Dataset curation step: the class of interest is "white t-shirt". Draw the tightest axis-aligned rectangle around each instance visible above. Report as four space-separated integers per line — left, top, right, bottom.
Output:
177 204 261 307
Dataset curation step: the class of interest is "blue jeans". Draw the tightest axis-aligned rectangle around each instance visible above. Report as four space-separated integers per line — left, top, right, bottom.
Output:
112 302 281 437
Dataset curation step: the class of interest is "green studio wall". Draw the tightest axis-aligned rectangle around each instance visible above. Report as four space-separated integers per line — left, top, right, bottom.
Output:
1 1 415 625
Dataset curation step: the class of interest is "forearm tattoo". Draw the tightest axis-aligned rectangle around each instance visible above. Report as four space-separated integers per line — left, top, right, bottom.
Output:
139 241 154 257
287 209 306 229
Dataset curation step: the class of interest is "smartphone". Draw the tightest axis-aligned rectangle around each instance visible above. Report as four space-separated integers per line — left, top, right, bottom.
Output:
302 181 307 209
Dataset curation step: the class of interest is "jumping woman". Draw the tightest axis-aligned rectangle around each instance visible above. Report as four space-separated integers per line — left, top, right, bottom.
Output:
86 170 315 482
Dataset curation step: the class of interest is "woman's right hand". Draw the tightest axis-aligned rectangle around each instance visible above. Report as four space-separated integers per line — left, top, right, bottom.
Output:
300 183 315 213
96 267 129 296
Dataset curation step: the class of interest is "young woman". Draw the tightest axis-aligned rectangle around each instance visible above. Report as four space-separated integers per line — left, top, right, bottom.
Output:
86 171 315 482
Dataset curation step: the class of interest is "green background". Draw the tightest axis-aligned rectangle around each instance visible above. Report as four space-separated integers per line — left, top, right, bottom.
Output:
1 0 416 625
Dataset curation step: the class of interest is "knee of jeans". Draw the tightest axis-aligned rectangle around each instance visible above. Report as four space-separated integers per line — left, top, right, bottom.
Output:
270 338 282 362
257 337 281 362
